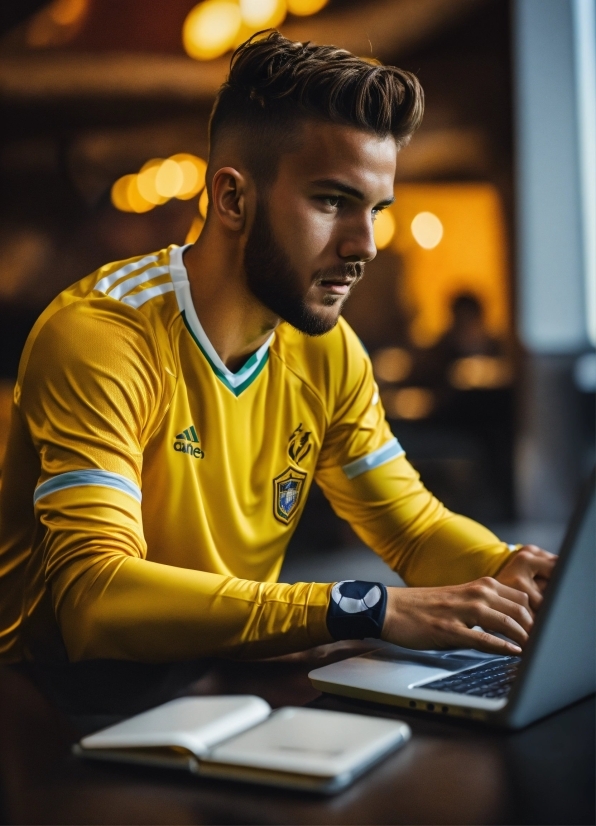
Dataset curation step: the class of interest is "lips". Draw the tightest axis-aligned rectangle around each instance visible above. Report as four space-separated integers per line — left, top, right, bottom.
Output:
317 279 354 295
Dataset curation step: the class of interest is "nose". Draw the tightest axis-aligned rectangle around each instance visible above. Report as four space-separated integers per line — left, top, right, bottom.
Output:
337 215 377 264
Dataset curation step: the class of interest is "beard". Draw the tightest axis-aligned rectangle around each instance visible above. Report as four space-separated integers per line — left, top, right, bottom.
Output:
243 198 364 336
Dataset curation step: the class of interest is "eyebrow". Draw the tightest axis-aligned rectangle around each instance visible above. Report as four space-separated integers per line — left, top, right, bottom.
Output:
311 178 395 208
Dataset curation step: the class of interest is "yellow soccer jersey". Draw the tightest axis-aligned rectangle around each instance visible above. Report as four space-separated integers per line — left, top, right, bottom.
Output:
0 245 515 663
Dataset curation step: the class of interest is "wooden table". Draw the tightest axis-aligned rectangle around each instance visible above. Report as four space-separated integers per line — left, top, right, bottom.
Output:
0 643 593 825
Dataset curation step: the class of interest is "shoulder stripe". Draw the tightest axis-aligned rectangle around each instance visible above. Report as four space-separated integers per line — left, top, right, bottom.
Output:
94 254 159 295
34 470 142 505
122 282 175 308
342 437 404 480
108 265 170 300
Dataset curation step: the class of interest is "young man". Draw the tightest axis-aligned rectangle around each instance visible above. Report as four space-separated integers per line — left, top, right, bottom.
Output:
0 33 555 664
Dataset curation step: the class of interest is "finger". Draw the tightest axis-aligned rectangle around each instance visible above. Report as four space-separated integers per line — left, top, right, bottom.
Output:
491 594 534 634
495 574 543 612
473 604 530 647
521 544 557 559
491 579 537 617
524 580 545 612
456 625 522 656
518 547 558 577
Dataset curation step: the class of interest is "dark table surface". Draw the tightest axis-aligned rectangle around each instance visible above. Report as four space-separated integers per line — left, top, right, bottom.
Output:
0 643 593 825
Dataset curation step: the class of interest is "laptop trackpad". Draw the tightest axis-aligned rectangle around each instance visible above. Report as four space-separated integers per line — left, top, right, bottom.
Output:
361 646 500 672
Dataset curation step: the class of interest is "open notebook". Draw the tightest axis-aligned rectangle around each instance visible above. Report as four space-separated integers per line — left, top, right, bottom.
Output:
74 695 411 793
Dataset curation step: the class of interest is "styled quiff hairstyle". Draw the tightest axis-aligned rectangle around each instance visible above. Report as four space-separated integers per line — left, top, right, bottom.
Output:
208 31 424 185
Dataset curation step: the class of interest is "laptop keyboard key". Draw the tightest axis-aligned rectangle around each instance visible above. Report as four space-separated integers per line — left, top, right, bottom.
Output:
423 657 521 698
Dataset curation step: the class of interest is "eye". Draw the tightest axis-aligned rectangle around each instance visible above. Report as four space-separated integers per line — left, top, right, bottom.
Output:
318 195 344 210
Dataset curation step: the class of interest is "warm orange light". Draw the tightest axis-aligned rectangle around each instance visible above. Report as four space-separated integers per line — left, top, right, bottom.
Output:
372 347 412 383
111 175 136 212
186 216 205 244
171 154 207 200
199 188 209 218
49 0 87 25
448 356 513 390
183 1 242 61
393 183 509 348
136 160 168 205
411 212 443 249
126 176 155 213
287 0 328 15
239 0 286 27
26 0 88 47
382 387 434 420
373 209 396 250
155 159 184 199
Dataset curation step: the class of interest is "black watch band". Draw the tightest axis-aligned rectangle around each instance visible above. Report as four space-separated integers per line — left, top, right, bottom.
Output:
326 579 388 641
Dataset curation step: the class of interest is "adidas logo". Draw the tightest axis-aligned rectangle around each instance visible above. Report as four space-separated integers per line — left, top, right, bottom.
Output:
173 425 204 459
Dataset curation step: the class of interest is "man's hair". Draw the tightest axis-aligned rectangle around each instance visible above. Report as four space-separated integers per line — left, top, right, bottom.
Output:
208 30 424 185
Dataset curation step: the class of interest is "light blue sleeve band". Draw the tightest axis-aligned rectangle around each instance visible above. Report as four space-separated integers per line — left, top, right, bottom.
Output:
342 437 405 480
34 470 142 505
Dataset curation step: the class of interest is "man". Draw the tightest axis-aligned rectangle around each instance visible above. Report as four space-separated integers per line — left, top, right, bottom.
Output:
0 32 555 664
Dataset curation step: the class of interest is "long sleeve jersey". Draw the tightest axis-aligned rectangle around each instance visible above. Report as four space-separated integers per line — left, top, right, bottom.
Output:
0 244 514 663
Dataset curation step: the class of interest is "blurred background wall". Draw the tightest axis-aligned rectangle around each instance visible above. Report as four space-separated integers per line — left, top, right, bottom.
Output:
0 0 593 573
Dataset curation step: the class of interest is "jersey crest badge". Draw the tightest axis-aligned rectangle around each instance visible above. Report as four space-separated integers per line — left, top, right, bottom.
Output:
273 467 307 524
288 423 312 464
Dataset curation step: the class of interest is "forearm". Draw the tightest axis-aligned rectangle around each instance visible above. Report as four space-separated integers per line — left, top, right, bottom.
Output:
318 454 513 585
57 555 332 662
383 513 513 586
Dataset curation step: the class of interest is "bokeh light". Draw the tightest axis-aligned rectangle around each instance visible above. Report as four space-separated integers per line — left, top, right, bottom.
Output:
286 0 329 15
239 0 286 28
136 160 168 205
199 188 209 218
50 0 87 25
448 356 513 390
111 175 137 212
111 154 208 213
111 174 156 214
183 1 242 61
382 387 434 420
372 347 412 383
411 211 444 249
171 154 207 200
26 0 88 47
373 209 396 250
155 159 184 199
126 177 155 213
186 216 205 244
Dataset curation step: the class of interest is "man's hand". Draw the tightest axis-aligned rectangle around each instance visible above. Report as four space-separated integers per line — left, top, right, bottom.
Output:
495 545 557 612
381 578 534 656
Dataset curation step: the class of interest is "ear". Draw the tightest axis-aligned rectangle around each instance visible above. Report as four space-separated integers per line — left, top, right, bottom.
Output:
210 167 247 231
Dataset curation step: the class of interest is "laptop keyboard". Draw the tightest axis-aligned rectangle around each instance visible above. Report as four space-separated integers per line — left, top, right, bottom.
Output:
423 656 521 698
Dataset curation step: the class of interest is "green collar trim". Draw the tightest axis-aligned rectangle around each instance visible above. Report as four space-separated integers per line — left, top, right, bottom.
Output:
168 245 272 397
181 311 270 397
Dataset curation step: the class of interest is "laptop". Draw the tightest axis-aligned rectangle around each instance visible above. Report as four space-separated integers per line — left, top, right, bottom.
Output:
309 470 595 729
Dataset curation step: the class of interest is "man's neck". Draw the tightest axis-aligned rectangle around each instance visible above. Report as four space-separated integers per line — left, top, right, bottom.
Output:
182 225 279 373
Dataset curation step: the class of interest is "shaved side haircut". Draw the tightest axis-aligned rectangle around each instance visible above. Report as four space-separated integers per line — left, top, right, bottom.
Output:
207 30 424 187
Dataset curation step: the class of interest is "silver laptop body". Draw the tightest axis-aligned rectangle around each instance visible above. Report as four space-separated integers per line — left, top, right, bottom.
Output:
309 473 595 729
